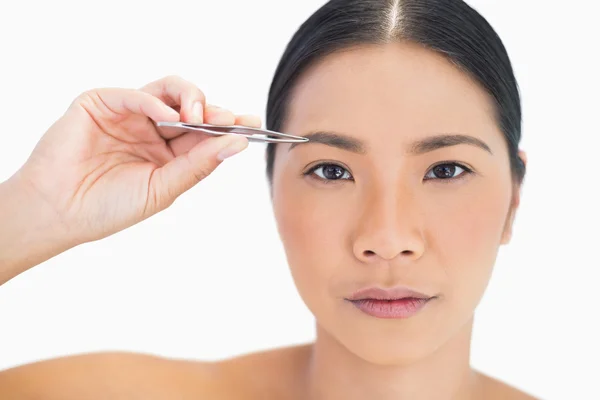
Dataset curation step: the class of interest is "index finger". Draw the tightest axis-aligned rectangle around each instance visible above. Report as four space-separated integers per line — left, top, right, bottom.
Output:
79 88 181 123
140 75 206 124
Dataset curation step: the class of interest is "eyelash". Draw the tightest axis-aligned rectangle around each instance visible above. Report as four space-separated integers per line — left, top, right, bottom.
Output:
304 161 474 184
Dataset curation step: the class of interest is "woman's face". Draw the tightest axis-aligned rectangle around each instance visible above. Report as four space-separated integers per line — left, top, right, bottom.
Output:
271 42 524 364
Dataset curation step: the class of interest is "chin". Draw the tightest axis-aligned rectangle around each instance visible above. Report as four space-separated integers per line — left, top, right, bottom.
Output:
326 307 472 367
318 312 446 367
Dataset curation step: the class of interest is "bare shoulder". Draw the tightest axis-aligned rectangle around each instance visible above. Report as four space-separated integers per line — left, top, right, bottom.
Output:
0 351 234 399
478 372 539 400
214 343 312 398
0 345 311 399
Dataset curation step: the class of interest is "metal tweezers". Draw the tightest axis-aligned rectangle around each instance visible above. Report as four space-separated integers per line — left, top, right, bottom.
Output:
155 121 308 143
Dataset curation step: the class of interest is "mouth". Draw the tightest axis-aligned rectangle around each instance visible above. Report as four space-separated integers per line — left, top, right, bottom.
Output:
345 286 436 319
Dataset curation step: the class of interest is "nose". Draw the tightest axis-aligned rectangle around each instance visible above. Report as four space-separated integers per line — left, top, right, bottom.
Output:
352 187 425 264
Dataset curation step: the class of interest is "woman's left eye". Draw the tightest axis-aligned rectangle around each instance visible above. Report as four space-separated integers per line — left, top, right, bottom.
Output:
424 162 472 181
307 163 353 181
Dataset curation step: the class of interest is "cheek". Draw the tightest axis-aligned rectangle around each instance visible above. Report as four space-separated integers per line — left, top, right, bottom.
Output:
272 177 350 303
428 179 511 309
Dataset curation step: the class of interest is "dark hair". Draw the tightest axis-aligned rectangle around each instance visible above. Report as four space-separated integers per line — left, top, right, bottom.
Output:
265 0 526 185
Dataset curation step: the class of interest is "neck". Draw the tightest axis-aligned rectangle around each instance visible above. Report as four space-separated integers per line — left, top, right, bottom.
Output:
302 318 481 400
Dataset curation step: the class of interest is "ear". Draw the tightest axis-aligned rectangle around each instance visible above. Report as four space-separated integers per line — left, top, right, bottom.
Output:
501 150 527 245
519 149 528 167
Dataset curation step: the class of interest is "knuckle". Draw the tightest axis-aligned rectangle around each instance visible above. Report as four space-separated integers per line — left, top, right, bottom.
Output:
164 75 205 102
164 74 184 84
79 88 98 99
72 88 100 107
194 88 206 103
193 165 213 182
79 87 120 100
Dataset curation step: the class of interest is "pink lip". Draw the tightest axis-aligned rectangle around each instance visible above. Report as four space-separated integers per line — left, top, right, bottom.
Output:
347 286 432 301
346 286 435 319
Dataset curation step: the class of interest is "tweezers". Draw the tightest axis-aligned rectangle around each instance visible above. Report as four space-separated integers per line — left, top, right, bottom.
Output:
155 121 308 143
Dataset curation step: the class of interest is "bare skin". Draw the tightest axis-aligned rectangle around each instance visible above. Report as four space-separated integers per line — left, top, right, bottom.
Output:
0 347 534 399
0 43 538 399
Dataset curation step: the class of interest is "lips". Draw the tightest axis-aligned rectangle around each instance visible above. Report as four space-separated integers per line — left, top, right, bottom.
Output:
347 286 432 301
345 286 435 319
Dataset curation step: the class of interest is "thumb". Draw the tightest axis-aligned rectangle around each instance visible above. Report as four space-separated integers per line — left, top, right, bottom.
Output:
150 134 249 210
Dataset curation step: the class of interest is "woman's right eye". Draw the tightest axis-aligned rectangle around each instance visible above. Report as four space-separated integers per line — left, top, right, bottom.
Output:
307 163 353 181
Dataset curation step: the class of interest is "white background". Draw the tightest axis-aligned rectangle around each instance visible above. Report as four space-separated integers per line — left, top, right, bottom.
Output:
0 1 598 399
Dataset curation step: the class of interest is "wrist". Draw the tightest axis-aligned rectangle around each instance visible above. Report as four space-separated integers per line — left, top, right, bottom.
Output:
0 172 77 284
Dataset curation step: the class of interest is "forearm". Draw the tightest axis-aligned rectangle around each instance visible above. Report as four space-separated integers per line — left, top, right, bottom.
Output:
0 173 75 285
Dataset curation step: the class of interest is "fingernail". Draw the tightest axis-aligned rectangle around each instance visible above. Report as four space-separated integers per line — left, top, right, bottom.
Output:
192 101 203 123
217 136 248 161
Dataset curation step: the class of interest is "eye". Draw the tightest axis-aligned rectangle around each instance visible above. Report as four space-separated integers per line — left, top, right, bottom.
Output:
306 163 353 181
424 162 473 181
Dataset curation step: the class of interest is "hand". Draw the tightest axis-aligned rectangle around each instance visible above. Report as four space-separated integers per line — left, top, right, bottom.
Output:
13 75 260 245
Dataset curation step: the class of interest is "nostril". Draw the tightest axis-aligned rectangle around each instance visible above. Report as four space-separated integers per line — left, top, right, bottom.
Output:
362 249 414 259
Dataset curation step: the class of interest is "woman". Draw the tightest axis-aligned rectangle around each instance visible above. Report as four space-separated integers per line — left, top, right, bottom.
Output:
0 0 535 398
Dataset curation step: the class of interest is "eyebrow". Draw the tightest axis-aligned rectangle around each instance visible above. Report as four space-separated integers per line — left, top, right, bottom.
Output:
288 131 493 155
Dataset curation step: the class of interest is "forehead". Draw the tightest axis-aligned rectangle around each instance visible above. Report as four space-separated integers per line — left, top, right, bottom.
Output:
283 41 499 146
